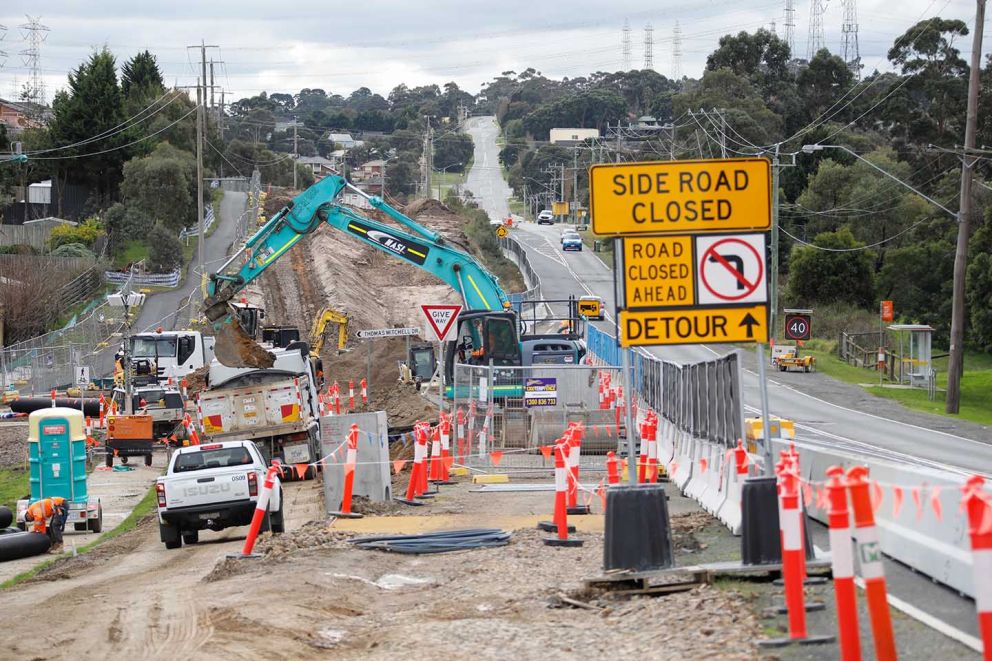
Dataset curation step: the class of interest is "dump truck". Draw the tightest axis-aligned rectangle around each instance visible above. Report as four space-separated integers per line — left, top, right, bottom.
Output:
196 341 323 479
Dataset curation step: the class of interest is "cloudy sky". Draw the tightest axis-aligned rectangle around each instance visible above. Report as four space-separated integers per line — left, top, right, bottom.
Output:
0 0 988 105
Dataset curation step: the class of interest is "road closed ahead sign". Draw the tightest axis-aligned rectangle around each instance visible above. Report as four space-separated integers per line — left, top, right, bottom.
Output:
590 158 771 235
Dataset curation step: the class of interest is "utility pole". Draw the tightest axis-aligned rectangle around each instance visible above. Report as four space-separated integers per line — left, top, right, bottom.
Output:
196 76 205 299
209 59 216 110
947 0 985 414
572 147 578 224
293 116 299 190
771 144 781 339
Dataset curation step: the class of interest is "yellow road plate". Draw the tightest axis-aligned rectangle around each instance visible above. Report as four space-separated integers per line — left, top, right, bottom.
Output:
620 305 768 346
590 158 771 235
623 235 694 308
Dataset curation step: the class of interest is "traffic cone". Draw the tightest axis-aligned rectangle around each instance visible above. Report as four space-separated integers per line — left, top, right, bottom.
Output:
826 466 861 661
456 408 466 465
962 475 992 659
606 451 620 485
360 377 368 405
417 423 432 496
544 438 583 547
567 424 590 515
439 412 453 481
332 424 363 519
428 425 442 482
847 466 897 660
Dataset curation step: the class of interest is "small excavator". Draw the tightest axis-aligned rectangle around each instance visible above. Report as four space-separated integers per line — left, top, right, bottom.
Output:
309 307 350 354
203 175 581 397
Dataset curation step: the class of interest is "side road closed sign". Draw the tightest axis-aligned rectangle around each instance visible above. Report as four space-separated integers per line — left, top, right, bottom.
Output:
590 158 771 235
619 305 768 347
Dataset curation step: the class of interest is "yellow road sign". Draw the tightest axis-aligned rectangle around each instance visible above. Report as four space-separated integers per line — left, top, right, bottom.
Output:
619 305 768 347
590 158 771 236
577 298 602 318
495 225 508 238
552 201 570 216
623 235 694 308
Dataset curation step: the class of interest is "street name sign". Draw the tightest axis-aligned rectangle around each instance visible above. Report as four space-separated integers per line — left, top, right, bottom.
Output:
421 304 462 342
356 327 420 339
590 158 771 236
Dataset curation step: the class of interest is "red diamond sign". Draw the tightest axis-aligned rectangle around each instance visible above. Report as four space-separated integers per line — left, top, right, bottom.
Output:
421 304 462 342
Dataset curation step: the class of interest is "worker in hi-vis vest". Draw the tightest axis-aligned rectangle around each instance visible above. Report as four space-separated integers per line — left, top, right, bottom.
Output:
24 496 69 552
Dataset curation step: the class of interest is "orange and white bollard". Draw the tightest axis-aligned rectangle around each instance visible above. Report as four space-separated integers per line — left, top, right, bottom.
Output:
98 393 106 429
428 425 443 482
318 393 327 417
598 374 606 410
180 377 188 399
646 413 659 483
332 424 363 518
417 423 431 496
439 412 452 481
402 423 428 502
637 418 648 484
543 438 583 547
606 451 620 485
233 463 282 557
847 466 897 660
332 381 341 415
360 377 368 405
566 424 590 515
962 475 992 659
50 389 56 408
348 379 355 411
85 416 92 438
826 466 862 661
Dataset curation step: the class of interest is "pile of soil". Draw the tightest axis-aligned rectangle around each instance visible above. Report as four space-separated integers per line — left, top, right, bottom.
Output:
0 422 28 469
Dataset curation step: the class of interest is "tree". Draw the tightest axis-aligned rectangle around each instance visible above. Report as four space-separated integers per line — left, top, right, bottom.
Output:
146 225 184 272
787 228 876 308
674 69 784 144
121 51 165 101
104 203 150 255
121 143 196 233
797 49 855 122
706 29 791 82
434 133 473 171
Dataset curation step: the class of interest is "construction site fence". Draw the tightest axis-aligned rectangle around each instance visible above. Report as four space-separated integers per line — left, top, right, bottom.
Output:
449 363 620 474
235 171 262 245
104 268 180 288
585 324 745 449
179 204 216 240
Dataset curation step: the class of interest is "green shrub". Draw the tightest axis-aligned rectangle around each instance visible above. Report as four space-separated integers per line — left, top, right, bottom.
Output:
47 217 105 250
146 225 183 272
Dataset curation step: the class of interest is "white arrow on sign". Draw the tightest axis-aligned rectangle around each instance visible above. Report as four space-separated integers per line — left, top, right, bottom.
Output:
421 304 462 342
356 327 420 339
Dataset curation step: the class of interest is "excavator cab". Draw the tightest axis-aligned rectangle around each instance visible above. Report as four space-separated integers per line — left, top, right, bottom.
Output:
444 311 523 399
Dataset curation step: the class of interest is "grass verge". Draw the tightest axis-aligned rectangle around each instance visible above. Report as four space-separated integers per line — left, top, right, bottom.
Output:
579 228 613 268
0 486 156 590
0 469 29 510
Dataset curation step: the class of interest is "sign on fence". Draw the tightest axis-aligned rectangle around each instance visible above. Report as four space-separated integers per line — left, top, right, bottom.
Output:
523 377 558 407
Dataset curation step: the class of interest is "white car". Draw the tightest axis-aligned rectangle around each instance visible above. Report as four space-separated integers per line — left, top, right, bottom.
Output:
537 210 553 224
155 440 284 549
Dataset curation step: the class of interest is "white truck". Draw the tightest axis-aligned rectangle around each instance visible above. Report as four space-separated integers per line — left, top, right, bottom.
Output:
129 330 216 382
196 341 324 479
155 440 284 549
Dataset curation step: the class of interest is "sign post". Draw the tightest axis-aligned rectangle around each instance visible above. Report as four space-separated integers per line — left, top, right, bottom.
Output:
879 301 893 386
421 304 462 415
590 157 774 469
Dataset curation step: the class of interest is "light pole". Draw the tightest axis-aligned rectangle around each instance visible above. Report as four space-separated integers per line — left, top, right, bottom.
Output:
433 162 462 201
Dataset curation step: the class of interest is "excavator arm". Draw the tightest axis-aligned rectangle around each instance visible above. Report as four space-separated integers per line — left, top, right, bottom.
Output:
310 308 349 354
205 175 509 367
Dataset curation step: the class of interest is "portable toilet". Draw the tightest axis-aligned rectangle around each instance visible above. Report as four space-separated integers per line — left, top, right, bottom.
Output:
27 407 88 503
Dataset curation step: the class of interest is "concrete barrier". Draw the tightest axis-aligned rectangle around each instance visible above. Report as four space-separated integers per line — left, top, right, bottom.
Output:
320 412 391 513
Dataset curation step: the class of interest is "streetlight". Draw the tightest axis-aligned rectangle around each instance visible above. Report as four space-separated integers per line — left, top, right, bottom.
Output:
433 162 462 201
801 144 956 218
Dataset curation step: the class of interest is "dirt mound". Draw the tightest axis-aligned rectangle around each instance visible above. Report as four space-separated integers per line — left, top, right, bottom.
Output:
0 422 28 470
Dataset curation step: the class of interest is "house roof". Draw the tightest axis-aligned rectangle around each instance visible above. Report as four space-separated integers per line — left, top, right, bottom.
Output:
362 160 385 167
296 155 335 166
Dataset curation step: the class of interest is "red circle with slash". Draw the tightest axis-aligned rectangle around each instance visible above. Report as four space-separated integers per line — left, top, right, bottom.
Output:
700 238 763 301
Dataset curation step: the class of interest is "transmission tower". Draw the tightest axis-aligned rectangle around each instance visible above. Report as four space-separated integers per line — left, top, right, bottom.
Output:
806 0 825 60
0 24 7 71
672 22 683 81
785 0 796 56
644 23 654 70
18 15 49 105
622 19 631 71
841 0 861 78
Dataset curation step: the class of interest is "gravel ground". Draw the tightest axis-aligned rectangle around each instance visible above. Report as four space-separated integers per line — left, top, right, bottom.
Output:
0 421 29 469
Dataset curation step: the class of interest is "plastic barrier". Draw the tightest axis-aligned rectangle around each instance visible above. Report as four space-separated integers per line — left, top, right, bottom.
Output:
826 466 862 661
237 463 281 557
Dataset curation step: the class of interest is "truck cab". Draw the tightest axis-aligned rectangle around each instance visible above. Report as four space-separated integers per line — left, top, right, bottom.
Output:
129 330 215 382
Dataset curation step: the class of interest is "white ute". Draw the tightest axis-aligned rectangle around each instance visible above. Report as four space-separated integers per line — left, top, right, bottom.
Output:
155 440 284 549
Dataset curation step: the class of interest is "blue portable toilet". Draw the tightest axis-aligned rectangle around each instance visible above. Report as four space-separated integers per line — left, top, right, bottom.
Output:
27 408 88 503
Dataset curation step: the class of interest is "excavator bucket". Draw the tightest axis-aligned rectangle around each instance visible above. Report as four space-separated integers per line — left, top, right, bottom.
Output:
212 315 276 369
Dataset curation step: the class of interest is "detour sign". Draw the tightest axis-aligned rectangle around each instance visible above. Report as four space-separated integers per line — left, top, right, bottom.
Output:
590 158 771 235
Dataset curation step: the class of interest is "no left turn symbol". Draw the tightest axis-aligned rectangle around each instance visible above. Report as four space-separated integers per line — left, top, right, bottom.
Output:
695 233 768 305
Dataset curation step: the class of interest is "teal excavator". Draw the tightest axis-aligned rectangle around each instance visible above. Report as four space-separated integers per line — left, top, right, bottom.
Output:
204 175 537 395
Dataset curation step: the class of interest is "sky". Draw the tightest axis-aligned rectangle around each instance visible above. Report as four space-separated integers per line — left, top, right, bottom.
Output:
0 0 989 106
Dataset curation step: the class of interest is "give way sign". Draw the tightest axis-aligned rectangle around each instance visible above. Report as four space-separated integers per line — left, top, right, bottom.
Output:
421 304 462 342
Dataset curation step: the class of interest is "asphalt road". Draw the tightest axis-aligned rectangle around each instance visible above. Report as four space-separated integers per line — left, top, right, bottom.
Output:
464 116 512 221
463 117 986 649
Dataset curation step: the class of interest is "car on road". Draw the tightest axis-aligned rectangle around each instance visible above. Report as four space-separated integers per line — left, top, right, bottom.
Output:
561 232 583 252
537 209 553 224
155 440 284 549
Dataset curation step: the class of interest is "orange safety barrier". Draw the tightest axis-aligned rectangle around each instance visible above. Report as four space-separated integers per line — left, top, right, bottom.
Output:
428 425 443 482
779 459 809 640
238 463 281 556
339 424 359 515
606 451 620 485
962 475 992 660
543 437 583 547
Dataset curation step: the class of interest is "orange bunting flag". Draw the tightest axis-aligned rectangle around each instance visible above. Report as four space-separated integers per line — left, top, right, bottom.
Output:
699 458 708 474
539 445 553 460
669 461 679 477
892 486 903 518
870 480 884 514
980 499 992 536
295 463 309 480
597 480 607 510
392 459 407 475
930 485 943 521
802 481 813 508
583 490 593 508
815 486 828 510
912 486 924 520
489 450 504 467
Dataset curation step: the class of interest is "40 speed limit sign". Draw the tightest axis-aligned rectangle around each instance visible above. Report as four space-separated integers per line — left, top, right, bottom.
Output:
784 312 811 341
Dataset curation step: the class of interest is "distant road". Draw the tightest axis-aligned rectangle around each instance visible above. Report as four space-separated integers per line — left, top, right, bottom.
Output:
464 117 513 222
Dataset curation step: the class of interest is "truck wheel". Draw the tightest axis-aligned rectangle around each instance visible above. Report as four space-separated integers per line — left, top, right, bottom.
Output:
88 507 103 533
271 490 285 533
105 453 113 468
182 531 199 545
257 511 272 534
145 453 153 467
121 456 129 465
160 522 181 549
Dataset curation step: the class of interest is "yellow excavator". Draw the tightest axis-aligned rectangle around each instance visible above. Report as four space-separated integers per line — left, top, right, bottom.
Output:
309 308 349 354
